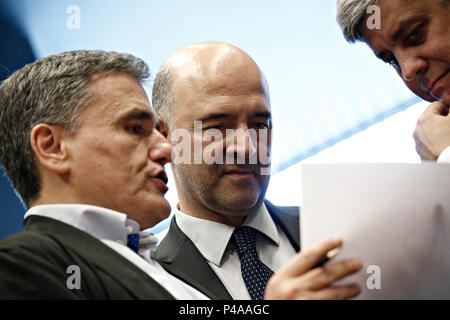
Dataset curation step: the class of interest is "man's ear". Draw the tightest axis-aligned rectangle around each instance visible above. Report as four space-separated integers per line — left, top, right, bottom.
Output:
30 124 70 175
158 116 170 138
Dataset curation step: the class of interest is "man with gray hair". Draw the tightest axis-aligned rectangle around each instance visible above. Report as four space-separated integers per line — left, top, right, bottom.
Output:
0 49 209 299
336 0 450 162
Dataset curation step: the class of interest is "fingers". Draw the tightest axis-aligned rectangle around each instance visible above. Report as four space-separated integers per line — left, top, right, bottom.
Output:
282 237 343 277
309 284 361 300
300 259 363 291
264 238 363 300
265 259 362 300
413 101 450 161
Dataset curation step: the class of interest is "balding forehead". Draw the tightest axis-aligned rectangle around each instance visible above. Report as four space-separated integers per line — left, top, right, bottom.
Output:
162 42 270 107
166 42 247 64
164 42 259 79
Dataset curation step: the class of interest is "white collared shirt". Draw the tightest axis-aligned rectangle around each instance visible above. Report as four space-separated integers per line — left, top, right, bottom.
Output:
174 204 297 300
25 204 209 300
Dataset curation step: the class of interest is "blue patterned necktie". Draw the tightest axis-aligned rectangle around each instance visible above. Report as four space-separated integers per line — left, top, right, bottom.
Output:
231 226 274 300
127 233 140 253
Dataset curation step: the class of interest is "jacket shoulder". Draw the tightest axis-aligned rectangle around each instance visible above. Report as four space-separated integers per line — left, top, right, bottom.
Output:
1 218 176 300
1 228 66 253
0 230 82 299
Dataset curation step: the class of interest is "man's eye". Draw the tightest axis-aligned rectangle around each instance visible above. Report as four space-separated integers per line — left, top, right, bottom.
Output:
404 18 429 46
406 27 425 45
127 123 143 134
408 28 420 40
256 123 270 130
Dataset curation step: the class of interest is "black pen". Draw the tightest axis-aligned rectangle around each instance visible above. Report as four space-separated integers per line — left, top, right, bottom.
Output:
313 247 341 268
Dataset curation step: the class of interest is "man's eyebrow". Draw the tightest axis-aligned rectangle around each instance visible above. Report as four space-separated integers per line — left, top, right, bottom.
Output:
198 113 231 122
253 111 272 120
198 111 272 122
120 108 155 122
389 15 427 42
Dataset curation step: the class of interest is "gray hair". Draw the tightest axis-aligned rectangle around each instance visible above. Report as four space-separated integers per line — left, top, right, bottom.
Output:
336 0 450 43
152 65 175 129
0 50 150 207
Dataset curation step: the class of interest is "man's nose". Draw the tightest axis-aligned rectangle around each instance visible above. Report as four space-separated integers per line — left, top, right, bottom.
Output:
226 127 257 159
397 50 427 82
148 129 172 165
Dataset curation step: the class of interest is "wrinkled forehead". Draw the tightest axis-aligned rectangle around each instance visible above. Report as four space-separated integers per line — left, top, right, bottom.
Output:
360 0 430 51
201 66 267 98
172 71 270 126
174 70 271 123
85 71 154 120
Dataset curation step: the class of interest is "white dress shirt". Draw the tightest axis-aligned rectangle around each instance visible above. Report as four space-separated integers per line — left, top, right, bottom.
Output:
437 146 450 163
25 204 209 300
175 204 297 300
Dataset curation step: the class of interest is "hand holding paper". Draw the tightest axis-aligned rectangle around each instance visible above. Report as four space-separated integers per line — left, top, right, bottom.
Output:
265 237 362 300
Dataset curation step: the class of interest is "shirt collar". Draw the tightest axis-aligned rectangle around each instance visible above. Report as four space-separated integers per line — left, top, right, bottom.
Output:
175 203 279 267
242 203 279 246
24 204 141 245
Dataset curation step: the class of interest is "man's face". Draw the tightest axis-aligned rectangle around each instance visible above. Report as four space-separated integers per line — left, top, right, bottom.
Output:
361 0 450 105
66 72 172 229
170 62 272 222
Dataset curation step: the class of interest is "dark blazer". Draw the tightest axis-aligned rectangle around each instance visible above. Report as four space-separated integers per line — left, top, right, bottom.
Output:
151 200 300 300
0 215 175 299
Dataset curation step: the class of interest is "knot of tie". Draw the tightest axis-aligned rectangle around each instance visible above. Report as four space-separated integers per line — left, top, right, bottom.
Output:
232 226 257 258
127 233 140 253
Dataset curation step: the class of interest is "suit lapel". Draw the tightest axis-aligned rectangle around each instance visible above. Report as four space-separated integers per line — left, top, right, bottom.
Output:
151 217 233 300
24 215 175 299
264 200 301 251
151 202 300 300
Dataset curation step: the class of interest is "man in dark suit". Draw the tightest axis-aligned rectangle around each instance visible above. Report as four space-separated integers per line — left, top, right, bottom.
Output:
0 50 208 299
151 42 362 300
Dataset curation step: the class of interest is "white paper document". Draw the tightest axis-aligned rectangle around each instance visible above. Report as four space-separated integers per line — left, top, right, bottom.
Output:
300 163 450 299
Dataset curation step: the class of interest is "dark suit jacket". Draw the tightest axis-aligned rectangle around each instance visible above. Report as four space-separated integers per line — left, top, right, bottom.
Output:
151 200 300 300
0 215 175 299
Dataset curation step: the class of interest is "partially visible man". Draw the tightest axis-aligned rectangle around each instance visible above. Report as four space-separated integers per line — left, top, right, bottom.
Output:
0 50 208 299
151 42 362 300
336 0 450 162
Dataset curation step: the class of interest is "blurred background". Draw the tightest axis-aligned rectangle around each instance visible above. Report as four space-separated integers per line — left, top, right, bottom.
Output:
0 0 425 239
